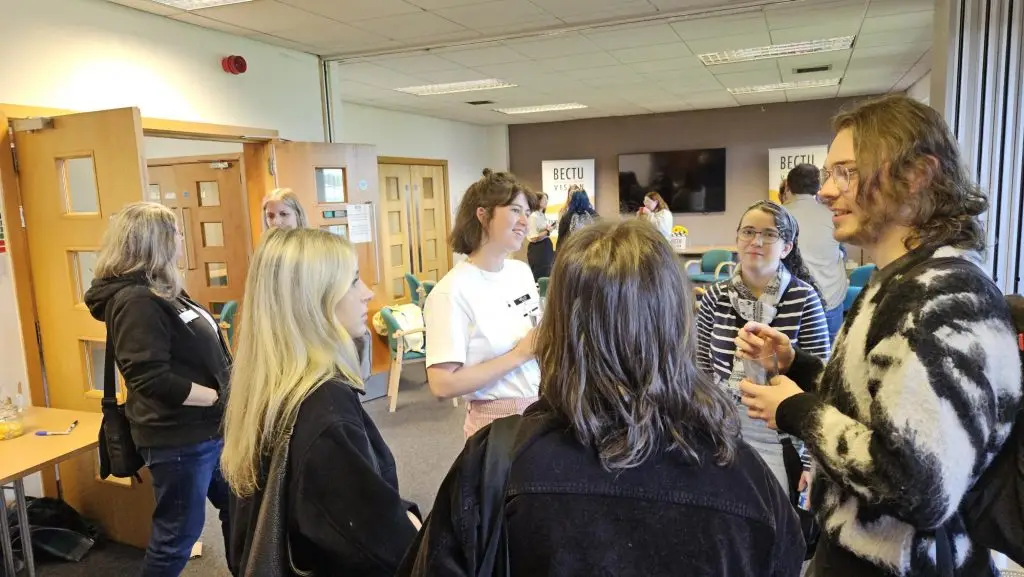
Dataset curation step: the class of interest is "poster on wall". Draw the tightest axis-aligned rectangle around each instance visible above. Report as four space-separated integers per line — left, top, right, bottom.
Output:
768 145 829 202
541 159 596 215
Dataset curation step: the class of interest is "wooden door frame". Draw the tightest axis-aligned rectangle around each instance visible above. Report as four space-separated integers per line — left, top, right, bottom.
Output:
147 152 243 167
376 156 453 272
0 103 277 437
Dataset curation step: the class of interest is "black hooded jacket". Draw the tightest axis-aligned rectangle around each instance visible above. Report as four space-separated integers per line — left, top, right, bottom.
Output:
84 274 230 448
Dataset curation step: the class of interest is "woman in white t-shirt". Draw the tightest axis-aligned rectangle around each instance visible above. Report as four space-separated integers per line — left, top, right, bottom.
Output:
637 191 673 239
423 169 542 438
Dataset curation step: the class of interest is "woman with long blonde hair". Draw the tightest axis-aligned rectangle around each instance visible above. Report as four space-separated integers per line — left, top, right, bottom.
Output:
225 228 419 577
84 202 232 577
261 187 308 230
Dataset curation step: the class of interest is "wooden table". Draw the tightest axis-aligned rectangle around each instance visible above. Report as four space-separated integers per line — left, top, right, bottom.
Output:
0 407 102 577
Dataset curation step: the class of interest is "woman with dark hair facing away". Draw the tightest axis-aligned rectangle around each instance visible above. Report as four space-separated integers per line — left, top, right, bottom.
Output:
84 202 232 577
400 219 805 577
696 200 830 495
556 187 597 245
526 192 556 280
638 190 673 239
423 169 543 438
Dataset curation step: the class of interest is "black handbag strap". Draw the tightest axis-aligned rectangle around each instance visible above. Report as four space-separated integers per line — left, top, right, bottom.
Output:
103 311 118 404
477 416 523 577
936 526 954 577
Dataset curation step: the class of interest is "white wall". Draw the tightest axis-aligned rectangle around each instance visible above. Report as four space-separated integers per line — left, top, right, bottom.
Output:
333 101 509 216
906 71 932 105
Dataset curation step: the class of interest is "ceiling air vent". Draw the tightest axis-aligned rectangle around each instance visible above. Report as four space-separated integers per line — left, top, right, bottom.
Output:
466 100 495 105
793 64 833 74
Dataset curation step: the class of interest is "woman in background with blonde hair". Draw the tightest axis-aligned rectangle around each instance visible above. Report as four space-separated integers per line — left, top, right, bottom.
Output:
638 191 673 239
262 187 308 230
84 202 232 577
225 228 419 577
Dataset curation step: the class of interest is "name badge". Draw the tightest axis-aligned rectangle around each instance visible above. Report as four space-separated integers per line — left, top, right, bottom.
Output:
178 309 199 324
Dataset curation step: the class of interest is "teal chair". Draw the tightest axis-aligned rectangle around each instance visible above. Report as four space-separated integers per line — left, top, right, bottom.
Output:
844 286 863 313
537 277 550 298
421 281 436 302
685 249 736 284
380 307 457 413
849 264 876 287
218 300 238 348
404 274 423 306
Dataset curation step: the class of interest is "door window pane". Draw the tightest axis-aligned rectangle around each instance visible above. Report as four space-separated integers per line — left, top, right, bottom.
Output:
388 211 402 235
423 209 436 231
202 222 224 247
316 168 346 203
322 224 348 238
424 239 437 261
147 184 162 202
385 177 400 202
83 340 122 394
199 181 221 207
390 245 404 267
58 156 100 213
422 177 434 200
392 278 405 299
71 251 99 302
206 262 228 287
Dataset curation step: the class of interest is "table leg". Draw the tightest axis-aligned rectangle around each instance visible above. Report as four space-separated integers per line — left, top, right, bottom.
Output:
0 486 15 577
12 481 33 577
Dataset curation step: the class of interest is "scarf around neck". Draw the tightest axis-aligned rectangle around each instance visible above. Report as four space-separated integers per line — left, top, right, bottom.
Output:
723 264 792 398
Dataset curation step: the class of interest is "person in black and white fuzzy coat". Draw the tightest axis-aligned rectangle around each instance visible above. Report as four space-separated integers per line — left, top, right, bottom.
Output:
736 94 1023 577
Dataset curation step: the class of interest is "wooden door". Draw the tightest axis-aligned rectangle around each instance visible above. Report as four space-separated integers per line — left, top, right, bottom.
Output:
13 107 155 547
266 141 389 372
378 164 415 302
147 159 249 319
410 164 449 283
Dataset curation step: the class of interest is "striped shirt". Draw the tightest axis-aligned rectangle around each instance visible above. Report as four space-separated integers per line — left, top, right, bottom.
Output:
696 278 830 383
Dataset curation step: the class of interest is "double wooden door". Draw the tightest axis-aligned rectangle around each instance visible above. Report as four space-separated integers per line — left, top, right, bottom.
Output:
147 158 249 319
378 162 450 303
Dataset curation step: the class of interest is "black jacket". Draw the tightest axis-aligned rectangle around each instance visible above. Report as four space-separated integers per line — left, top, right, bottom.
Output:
229 378 419 577
85 274 230 448
399 400 805 577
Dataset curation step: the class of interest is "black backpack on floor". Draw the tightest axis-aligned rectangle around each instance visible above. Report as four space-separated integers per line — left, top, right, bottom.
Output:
956 294 1024 566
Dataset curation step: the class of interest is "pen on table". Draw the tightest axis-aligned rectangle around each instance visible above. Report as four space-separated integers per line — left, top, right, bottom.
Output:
35 420 79 436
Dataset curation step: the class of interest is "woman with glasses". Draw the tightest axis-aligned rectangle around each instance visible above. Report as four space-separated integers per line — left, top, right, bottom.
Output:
695 200 830 495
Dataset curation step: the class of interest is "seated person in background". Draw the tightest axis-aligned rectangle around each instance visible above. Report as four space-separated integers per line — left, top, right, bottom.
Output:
696 200 830 496
738 94 1023 577
780 164 849 342
637 190 673 239
424 169 542 438
225 228 419 577
526 191 556 280
262 187 308 230
556 187 598 245
400 219 805 577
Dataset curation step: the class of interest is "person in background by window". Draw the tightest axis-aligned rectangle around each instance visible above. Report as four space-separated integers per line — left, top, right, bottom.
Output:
557 188 598 246
424 169 542 438
225 228 418 577
526 192 556 280
84 202 231 577
262 188 308 230
638 191 673 239
780 164 849 342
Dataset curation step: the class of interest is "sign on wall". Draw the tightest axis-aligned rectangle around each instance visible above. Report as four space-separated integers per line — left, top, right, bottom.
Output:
541 159 596 214
768 145 828 202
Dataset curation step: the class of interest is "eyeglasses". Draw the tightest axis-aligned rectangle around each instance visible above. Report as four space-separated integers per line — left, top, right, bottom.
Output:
737 227 781 244
819 164 858 193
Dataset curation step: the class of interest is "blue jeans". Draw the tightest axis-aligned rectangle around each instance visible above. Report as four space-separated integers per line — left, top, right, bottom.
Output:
824 305 844 344
139 438 230 577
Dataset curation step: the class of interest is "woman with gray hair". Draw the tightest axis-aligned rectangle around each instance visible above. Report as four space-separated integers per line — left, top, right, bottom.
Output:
84 202 232 577
262 187 308 230
695 200 830 497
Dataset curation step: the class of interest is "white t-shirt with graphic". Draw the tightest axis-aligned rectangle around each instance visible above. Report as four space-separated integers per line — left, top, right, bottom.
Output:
423 259 541 401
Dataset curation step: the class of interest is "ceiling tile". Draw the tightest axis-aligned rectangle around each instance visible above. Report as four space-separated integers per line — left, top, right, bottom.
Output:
563 64 636 80
582 23 682 51
171 13 257 35
672 15 766 41
764 1 865 30
685 31 773 55
108 0 183 16
245 33 322 53
703 59 780 76
628 55 704 74
785 85 840 101
538 52 620 71
270 21 391 46
442 45 529 66
580 73 644 87
733 92 783 106
435 0 550 29
855 27 932 48
277 0 421 22
865 0 935 18
193 0 329 33
683 90 738 109
469 60 553 80
405 0 493 8
406 67 491 83
713 69 783 88
611 42 692 64
503 33 603 59
529 0 643 17
473 18 565 36
860 10 934 34
657 76 724 94
350 11 467 39
369 54 466 73
332 62 427 87
768 22 861 44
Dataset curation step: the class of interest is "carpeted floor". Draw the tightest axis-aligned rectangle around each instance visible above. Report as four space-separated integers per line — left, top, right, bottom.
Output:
35 364 466 576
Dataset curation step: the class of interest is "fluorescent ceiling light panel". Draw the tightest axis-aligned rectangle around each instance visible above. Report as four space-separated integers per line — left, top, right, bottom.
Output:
150 0 254 8
728 78 841 95
699 36 855 65
494 103 588 115
394 79 516 96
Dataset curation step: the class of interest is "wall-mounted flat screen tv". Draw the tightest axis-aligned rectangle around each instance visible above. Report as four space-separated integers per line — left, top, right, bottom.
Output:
618 148 727 214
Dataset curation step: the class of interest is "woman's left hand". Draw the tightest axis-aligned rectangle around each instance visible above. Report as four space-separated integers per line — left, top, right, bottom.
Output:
738 375 804 430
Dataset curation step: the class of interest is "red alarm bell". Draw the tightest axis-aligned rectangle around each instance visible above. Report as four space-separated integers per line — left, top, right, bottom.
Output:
221 55 248 75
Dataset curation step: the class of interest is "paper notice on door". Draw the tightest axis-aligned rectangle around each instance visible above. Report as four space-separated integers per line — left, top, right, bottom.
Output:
347 203 372 244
